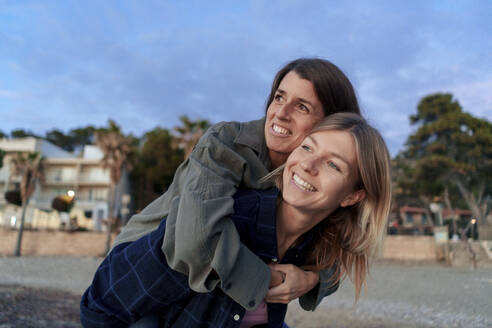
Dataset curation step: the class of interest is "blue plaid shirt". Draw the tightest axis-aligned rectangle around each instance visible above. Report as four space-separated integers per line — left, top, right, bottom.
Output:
80 188 321 327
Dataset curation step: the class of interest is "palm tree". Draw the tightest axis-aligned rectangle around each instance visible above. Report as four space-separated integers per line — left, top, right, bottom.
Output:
0 149 5 169
10 152 44 256
173 115 211 158
95 131 133 254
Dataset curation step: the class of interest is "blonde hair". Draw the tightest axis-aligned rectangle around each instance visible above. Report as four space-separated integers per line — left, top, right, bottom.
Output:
263 112 392 302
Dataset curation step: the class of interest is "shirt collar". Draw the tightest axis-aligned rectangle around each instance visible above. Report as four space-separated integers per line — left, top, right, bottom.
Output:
255 188 315 263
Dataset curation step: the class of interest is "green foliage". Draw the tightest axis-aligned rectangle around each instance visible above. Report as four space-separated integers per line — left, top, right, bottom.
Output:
70 126 96 146
46 129 76 151
0 130 7 139
399 93 492 222
0 149 5 169
130 128 184 210
11 129 38 139
45 125 97 152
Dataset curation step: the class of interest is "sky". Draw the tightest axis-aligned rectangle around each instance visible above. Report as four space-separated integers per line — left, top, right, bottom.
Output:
1 0 491 155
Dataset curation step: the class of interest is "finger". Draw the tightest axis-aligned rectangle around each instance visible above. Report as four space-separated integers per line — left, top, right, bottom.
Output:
265 292 291 304
264 297 289 304
266 285 291 299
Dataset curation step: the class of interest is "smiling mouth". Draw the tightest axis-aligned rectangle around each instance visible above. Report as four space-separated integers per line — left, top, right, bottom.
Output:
292 173 317 192
272 123 291 136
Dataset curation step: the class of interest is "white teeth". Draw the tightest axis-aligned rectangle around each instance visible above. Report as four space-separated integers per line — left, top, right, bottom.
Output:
272 124 289 135
293 173 316 192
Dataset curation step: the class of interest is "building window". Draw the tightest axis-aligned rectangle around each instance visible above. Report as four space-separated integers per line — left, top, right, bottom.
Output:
406 213 414 224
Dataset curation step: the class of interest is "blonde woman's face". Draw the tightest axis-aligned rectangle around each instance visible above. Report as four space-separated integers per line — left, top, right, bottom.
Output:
282 130 364 217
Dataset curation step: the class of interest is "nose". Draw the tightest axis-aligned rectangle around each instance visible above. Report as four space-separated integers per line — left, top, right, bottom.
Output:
300 157 318 175
276 102 292 121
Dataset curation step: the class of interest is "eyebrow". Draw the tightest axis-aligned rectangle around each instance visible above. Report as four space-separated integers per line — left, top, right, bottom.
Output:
276 88 314 107
307 135 351 168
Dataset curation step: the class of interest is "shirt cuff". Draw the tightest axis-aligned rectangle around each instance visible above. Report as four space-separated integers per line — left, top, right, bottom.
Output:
299 266 339 311
213 244 271 311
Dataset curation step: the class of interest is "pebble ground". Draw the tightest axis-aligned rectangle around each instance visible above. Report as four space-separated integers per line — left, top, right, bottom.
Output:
0 256 491 327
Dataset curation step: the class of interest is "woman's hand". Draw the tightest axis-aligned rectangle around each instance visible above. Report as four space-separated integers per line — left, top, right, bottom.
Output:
269 267 285 288
265 264 320 304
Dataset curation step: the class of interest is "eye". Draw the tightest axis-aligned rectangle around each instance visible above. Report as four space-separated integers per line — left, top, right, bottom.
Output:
274 93 284 102
298 103 309 113
301 144 311 152
328 161 341 172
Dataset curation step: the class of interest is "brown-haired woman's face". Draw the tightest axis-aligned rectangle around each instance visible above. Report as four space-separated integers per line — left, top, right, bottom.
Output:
265 71 324 166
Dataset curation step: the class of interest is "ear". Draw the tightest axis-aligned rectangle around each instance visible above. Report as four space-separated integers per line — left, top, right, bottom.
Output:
340 189 366 207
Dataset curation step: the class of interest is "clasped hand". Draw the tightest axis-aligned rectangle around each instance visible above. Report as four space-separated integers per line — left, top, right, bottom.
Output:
265 264 319 304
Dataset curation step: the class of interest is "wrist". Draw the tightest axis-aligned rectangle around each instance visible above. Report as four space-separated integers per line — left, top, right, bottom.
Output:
306 270 320 289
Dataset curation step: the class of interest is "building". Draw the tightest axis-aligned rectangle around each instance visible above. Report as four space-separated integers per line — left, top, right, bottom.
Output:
0 137 130 231
389 203 474 237
392 205 434 235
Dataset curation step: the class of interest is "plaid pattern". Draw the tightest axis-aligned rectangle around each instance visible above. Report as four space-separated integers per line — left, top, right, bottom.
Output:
81 188 311 327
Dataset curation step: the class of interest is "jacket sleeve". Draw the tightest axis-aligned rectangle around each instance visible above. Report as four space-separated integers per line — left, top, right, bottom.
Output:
161 129 271 310
298 266 340 311
80 219 192 327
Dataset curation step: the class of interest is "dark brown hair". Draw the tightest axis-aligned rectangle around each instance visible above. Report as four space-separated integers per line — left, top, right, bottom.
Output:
265 58 361 116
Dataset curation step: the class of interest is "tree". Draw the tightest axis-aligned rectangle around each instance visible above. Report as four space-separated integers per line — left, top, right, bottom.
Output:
173 116 211 158
0 149 5 169
95 124 133 254
10 129 38 139
131 128 184 210
45 126 97 152
0 130 7 139
403 93 492 225
45 129 75 152
69 126 96 148
10 152 44 256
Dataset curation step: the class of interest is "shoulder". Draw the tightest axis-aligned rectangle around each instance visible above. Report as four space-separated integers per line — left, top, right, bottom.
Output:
197 119 265 149
196 121 242 148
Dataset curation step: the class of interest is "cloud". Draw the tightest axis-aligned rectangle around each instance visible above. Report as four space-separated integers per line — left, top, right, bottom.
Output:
449 78 492 118
1 1 491 157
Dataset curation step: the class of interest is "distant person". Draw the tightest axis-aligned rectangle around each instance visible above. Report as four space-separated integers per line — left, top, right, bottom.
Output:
81 113 392 327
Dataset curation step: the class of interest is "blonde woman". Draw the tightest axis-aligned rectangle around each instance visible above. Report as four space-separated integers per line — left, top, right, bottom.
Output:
81 112 392 327
266 112 392 304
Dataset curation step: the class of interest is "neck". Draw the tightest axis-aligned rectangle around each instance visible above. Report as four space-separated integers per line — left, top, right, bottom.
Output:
269 150 289 169
275 200 327 259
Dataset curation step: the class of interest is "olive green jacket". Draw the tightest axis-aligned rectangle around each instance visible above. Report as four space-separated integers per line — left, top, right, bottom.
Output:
113 119 336 311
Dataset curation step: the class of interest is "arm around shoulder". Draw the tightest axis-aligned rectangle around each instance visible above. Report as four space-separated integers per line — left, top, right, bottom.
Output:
162 124 272 310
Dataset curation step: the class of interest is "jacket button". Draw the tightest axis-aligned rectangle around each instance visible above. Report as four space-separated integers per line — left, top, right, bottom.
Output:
272 257 278 263
233 314 240 321
248 300 255 307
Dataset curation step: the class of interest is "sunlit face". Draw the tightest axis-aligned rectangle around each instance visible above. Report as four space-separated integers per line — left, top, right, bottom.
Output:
282 129 365 220
265 71 325 168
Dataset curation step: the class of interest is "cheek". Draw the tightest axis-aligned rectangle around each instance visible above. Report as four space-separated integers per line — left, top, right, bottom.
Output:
282 168 290 187
266 104 277 118
295 120 318 138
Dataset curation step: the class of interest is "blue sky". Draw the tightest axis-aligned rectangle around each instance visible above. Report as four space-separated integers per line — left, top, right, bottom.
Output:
1 0 491 155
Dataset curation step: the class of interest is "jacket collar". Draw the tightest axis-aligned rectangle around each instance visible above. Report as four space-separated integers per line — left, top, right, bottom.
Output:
234 118 270 167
